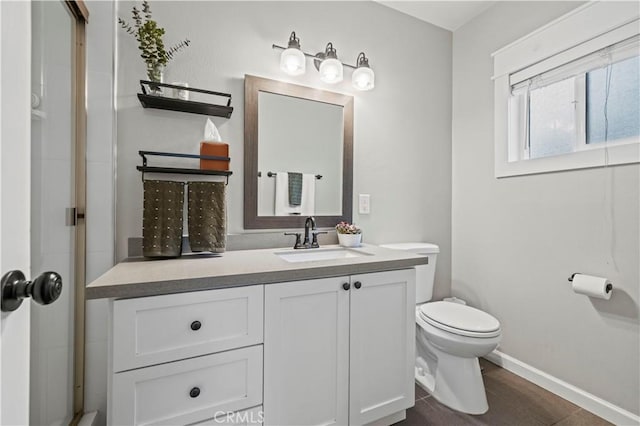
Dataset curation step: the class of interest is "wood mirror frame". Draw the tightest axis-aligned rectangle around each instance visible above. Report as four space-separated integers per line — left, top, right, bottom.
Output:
244 75 353 229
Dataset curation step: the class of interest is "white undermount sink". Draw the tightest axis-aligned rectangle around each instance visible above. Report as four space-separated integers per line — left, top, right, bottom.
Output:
275 247 372 263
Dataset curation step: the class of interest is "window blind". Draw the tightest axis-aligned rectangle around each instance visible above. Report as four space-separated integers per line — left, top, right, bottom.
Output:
511 34 639 93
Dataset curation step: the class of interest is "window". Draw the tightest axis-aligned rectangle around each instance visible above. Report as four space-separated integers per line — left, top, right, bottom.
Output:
493 2 640 177
512 42 639 161
586 55 640 145
528 76 579 159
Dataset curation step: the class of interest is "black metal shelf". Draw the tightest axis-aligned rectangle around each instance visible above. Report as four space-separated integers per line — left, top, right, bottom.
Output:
136 166 233 176
138 81 233 118
137 150 232 184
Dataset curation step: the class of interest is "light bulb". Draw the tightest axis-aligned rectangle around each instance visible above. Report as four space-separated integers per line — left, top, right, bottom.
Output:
352 66 375 91
280 48 305 76
320 58 343 84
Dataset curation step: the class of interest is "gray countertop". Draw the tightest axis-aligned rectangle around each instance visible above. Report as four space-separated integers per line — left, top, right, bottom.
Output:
86 244 427 299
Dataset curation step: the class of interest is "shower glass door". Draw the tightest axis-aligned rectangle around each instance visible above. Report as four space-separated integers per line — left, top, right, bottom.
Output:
30 1 76 424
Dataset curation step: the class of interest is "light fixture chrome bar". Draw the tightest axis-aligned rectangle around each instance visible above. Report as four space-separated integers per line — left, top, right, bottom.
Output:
272 44 357 69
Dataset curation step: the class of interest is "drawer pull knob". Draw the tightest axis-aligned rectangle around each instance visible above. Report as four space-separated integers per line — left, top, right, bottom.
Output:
342 282 350 291
354 281 362 289
190 321 202 331
190 387 201 398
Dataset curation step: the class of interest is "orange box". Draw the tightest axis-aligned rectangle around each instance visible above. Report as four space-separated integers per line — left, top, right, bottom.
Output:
200 141 229 170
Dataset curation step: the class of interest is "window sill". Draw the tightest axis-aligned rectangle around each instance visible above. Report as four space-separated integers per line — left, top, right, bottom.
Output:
495 139 639 178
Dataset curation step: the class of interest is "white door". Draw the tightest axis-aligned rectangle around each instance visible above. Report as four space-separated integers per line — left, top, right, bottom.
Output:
263 277 350 426
1 1 83 424
0 2 34 424
349 269 416 425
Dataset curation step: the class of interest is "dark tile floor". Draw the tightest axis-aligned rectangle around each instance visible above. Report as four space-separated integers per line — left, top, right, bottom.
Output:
400 359 612 426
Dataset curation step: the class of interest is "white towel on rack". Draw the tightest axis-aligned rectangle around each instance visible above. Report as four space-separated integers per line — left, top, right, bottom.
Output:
300 173 316 216
274 172 316 216
275 172 301 216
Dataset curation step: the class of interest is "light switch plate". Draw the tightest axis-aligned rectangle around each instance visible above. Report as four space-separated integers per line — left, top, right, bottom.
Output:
359 194 370 214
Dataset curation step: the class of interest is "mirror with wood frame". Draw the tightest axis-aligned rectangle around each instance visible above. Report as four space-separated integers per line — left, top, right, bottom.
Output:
244 75 353 229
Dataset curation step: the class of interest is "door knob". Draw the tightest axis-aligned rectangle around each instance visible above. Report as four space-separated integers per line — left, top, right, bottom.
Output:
1 270 62 312
354 281 362 289
342 282 350 291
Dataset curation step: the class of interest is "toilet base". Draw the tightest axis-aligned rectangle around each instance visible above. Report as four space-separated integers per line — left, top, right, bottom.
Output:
415 355 488 415
414 304 500 416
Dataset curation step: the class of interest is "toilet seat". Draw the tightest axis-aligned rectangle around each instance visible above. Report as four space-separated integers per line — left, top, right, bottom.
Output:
419 301 501 338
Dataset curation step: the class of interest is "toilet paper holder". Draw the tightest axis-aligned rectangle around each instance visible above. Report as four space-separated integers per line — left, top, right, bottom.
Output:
568 273 613 293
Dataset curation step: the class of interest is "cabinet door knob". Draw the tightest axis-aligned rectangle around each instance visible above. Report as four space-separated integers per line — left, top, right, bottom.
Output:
342 282 350 291
354 281 362 289
190 387 201 398
190 321 202 331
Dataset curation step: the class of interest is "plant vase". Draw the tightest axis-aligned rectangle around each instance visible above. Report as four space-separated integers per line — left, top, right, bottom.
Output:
338 233 362 248
147 63 164 95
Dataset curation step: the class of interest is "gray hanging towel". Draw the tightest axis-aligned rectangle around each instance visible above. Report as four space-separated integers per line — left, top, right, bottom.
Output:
288 172 303 206
188 181 226 253
142 180 184 258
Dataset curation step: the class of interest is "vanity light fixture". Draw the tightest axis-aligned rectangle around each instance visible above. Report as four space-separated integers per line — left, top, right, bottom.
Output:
273 32 375 91
352 52 375 91
279 31 306 76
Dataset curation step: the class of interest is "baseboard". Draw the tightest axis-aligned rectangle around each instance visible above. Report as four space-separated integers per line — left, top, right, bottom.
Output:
485 351 639 426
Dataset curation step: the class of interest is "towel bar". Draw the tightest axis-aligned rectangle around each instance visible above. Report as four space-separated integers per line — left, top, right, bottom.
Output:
258 171 322 180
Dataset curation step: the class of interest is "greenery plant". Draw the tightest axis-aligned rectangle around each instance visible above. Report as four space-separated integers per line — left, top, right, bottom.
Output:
118 0 190 81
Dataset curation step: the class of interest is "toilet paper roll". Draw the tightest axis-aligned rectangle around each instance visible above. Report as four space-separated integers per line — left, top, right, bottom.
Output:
571 274 613 300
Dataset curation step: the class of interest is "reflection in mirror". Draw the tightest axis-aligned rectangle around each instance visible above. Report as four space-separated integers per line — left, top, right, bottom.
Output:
244 75 353 229
257 92 343 217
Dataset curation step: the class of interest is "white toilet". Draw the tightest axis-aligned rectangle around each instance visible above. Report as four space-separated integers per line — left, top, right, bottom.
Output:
380 243 502 415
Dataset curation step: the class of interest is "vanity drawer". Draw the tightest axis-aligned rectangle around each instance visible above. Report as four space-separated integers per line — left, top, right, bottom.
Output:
110 345 263 426
112 285 263 372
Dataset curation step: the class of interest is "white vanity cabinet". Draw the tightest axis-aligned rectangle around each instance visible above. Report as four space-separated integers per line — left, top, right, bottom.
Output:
105 266 417 426
263 269 416 426
264 276 350 426
348 270 416 425
108 285 265 426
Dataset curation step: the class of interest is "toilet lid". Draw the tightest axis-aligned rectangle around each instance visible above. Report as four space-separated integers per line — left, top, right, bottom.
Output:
419 301 501 338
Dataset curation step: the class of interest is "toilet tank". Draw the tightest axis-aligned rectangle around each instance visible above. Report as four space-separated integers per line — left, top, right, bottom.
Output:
379 242 439 304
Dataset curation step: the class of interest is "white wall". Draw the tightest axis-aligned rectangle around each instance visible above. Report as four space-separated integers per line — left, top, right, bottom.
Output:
115 1 453 299
84 2 116 424
452 1 639 416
